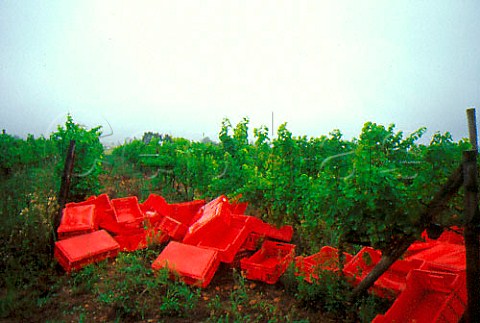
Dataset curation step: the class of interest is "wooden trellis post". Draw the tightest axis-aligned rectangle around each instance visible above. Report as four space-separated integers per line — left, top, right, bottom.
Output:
463 108 480 322
54 140 76 242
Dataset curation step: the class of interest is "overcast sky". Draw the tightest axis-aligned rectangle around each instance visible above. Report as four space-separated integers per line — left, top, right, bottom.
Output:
1 1 479 145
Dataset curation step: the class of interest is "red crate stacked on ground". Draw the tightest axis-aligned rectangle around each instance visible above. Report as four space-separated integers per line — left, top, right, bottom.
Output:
154 216 189 241
372 269 466 323
247 216 293 242
295 246 353 283
242 232 265 251
110 196 151 251
406 242 466 274
183 195 232 245
182 197 253 263
194 214 252 263
169 199 206 226
157 199 206 241
54 230 120 272
57 204 97 240
141 194 185 242
140 194 171 225
420 226 465 246
152 241 220 288
111 196 145 228
65 195 96 210
238 215 293 253
90 194 139 236
114 228 169 252
96 194 128 235
65 194 117 232
140 194 206 241
229 201 248 215
240 241 296 284
343 247 425 297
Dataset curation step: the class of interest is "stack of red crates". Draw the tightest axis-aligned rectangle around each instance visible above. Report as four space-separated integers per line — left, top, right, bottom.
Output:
57 204 97 240
111 196 144 228
55 193 302 289
194 215 252 263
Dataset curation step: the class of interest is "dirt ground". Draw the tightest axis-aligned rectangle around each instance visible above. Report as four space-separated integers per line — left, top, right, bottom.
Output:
34 259 337 323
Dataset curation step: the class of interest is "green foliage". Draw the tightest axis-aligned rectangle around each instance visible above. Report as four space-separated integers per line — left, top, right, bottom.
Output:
112 119 467 255
326 123 467 252
0 132 56 175
51 114 104 200
0 131 21 172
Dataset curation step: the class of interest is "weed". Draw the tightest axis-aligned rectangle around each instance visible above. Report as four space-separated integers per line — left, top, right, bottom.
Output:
207 294 222 318
295 269 352 315
69 264 101 295
354 293 393 323
293 266 392 322
280 262 299 294
96 252 200 320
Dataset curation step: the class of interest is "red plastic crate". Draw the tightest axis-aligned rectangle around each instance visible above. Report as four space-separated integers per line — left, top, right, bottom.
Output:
183 196 231 245
373 269 466 323
437 229 464 245
420 226 465 246
242 232 265 251
295 246 353 283
140 194 171 224
65 194 134 236
57 204 97 240
247 216 293 242
54 230 120 272
227 248 254 268
115 228 169 252
156 216 188 241
152 241 220 288
343 247 381 279
226 194 248 215
240 241 296 284
66 194 117 229
229 201 248 215
407 243 466 274
195 215 251 263
343 247 424 297
111 196 145 227
170 199 206 226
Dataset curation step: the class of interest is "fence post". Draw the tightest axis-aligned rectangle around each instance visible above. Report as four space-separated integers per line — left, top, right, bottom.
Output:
54 140 76 242
463 108 479 322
